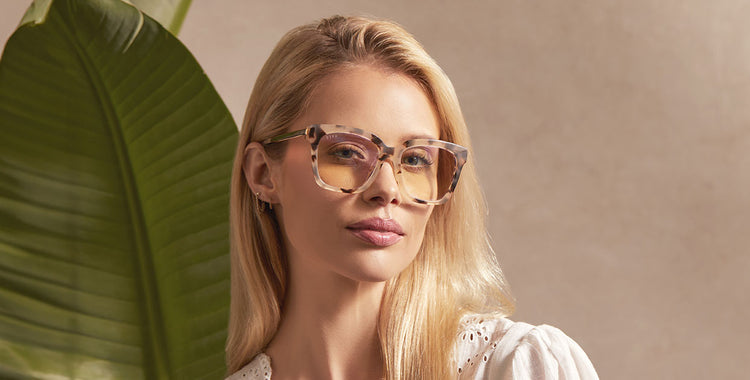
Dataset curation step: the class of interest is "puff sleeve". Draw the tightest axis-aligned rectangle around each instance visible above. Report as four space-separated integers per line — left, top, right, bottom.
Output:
455 316 599 380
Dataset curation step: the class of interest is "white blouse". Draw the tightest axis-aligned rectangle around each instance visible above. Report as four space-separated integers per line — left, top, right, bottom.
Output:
226 315 599 379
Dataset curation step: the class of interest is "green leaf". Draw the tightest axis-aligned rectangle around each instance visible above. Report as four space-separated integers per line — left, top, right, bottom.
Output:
0 0 238 378
127 0 194 35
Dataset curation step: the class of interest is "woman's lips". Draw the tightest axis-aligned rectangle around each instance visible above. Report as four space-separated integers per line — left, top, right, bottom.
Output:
346 218 404 247
348 229 403 247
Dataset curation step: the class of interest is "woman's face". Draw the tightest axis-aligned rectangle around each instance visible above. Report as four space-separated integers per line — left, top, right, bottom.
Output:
271 65 440 283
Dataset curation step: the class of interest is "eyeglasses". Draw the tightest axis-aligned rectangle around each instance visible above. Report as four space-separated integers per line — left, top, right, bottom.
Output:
262 124 468 204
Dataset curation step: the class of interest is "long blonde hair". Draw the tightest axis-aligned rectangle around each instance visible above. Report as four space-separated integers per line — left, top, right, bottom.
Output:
227 15 515 379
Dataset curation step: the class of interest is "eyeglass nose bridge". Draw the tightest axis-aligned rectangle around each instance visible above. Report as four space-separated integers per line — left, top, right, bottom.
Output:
364 148 407 198
377 145 396 160
370 144 399 177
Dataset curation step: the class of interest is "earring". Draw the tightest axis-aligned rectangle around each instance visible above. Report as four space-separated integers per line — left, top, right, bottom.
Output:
255 192 273 212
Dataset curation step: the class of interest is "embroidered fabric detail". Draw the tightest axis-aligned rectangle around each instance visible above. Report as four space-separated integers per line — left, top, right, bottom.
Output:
225 352 271 380
454 315 516 375
453 314 599 379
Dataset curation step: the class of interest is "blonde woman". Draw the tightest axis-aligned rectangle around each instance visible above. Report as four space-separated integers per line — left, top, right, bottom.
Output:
225 15 598 380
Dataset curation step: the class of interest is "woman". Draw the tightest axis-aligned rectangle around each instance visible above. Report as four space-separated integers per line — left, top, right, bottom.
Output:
226 15 598 379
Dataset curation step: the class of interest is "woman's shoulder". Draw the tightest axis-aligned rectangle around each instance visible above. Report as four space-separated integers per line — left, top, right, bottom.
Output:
225 352 271 380
455 314 599 379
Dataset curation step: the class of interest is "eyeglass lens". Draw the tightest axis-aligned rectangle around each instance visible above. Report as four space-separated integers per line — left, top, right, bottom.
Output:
317 133 457 201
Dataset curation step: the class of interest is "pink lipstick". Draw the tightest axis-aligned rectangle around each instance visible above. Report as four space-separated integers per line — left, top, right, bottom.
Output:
346 218 404 247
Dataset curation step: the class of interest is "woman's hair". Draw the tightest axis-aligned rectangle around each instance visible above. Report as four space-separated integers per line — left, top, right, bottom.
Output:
227 15 515 379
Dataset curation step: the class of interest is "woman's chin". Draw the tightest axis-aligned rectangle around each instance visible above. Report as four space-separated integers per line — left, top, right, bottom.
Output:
333 255 410 283
346 271 397 283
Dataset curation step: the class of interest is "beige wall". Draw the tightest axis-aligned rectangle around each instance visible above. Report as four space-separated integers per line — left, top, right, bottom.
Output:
3 1 749 378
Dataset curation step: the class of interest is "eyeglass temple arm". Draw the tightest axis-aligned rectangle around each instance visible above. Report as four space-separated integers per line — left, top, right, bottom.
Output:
261 129 308 145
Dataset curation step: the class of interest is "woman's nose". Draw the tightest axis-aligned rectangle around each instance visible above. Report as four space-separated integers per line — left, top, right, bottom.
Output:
361 160 402 206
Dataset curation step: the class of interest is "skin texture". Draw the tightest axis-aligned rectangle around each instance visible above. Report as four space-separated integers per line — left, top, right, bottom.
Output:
243 64 441 379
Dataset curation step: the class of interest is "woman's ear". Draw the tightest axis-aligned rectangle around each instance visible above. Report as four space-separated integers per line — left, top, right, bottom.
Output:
242 142 280 204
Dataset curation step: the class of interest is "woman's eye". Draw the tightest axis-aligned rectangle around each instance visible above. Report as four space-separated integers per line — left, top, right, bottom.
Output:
335 148 354 158
403 152 433 167
328 144 366 160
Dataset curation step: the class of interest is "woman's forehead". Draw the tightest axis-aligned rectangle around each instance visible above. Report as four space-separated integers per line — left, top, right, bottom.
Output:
299 65 441 144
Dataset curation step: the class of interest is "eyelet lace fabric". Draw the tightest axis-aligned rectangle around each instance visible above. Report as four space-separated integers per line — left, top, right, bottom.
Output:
225 352 271 380
453 315 599 379
225 314 598 380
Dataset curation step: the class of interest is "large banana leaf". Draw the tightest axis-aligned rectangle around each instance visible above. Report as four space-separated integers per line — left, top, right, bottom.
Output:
0 0 238 378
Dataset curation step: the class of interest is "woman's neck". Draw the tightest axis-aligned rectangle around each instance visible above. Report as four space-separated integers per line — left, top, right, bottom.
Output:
265 259 386 380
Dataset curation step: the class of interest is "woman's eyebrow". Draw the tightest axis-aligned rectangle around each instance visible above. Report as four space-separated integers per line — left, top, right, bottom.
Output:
402 133 439 141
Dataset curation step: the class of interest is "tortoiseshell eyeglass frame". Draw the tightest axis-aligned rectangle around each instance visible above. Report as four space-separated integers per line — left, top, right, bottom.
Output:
261 124 468 205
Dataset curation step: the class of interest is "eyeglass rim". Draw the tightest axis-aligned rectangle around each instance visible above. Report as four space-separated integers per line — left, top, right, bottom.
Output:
261 124 468 205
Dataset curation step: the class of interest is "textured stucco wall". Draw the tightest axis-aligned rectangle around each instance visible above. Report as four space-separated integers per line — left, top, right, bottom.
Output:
2 1 748 378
